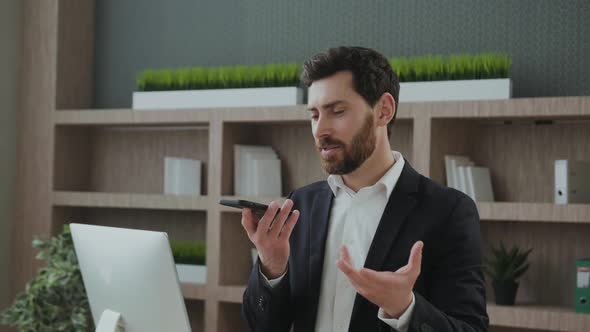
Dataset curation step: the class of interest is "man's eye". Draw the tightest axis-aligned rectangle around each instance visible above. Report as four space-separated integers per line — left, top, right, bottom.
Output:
334 109 345 115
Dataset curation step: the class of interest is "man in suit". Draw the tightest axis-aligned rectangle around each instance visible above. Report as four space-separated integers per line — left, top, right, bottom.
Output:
241 46 489 332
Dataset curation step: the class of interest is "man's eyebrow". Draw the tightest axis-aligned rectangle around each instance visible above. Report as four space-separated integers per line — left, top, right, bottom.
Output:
307 100 347 111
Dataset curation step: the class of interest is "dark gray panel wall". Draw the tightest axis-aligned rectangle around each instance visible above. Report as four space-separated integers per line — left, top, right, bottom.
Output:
95 0 590 108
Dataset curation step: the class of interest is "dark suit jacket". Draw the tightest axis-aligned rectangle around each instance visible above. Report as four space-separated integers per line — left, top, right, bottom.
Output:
242 162 489 332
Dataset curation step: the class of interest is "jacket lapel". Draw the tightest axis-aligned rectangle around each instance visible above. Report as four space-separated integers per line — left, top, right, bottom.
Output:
348 162 421 330
307 184 333 330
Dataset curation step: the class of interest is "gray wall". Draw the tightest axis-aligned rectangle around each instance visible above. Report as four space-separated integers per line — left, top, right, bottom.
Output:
95 0 590 109
0 0 20 320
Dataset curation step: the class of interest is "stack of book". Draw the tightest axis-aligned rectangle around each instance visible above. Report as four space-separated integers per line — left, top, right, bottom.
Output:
444 155 495 202
234 145 282 197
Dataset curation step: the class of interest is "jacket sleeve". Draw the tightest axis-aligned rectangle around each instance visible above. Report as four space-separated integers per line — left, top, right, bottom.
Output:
241 258 294 332
241 191 297 332
405 194 489 332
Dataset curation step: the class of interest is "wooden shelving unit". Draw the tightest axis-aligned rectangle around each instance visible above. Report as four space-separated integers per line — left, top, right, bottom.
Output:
13 2 590 331
488 303 590 331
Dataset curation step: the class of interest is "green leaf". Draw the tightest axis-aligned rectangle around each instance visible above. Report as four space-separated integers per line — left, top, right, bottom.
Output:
1 225 94 331
484 242 532 283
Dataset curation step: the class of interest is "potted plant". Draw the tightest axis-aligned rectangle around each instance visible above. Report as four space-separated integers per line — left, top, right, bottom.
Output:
171 240 207 284
392 53 512 102
484 242 532 305
133 63 303 110
1 225 94 331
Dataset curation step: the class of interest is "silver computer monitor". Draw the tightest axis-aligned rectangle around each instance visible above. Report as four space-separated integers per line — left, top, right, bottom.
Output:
70 223 191 332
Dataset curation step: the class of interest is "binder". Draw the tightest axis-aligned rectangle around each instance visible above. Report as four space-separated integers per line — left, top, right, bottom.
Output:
555 160 590 204
465 166 495 202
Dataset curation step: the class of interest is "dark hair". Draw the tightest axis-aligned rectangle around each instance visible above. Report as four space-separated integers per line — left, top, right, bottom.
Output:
301 46 400 137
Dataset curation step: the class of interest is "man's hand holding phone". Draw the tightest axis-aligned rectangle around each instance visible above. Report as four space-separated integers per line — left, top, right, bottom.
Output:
240 199 300 279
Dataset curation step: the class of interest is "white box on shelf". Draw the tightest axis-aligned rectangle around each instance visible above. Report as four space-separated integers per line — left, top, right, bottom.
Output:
465 166 495 202
132 87 304 110
456 166 469 196
444 155 472 189
175 264 207 284
399 78 511 102
164 157 202 196
234 145 281 197
251 159 282 197
555 160 590 204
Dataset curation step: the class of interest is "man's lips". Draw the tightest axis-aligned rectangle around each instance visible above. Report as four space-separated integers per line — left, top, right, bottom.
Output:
319 145 342 157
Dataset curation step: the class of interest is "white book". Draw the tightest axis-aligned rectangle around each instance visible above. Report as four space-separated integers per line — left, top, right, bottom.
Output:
555 160 590 204
234 145 277 196
446 155 472 190
242 149 279 196
456 166 468 195
251 158 282 197
466 166 495 202
164 157 202 196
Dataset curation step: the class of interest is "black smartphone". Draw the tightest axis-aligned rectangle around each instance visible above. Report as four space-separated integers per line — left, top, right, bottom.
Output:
219 199 269 214
218 199 292 218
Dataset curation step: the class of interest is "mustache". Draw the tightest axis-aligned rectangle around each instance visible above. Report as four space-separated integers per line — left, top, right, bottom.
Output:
316 137 345 149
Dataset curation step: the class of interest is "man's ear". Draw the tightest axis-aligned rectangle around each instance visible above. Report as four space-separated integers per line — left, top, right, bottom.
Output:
376 93 396 126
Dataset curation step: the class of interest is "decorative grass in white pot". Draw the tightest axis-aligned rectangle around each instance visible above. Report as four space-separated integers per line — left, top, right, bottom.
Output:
133 63 303 110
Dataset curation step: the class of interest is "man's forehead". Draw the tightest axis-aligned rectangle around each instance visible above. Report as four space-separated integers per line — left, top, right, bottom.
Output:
307 72 355 108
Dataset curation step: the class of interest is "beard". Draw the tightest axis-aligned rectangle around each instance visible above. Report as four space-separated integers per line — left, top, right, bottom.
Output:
316 111 377 175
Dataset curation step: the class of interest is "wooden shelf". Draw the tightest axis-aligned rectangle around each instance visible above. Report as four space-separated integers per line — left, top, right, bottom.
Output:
477 202 590 224
53 191 211 211
488 303 590 331
51 101 432 127
180 283 207 300
215 285 246 303
54 108 214 125
413 96 590 119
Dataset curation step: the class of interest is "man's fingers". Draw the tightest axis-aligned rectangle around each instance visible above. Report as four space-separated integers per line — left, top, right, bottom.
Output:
337 246 365 283
406 241 424 276
268 199 293 237
257 201 280 231
241 208 257 239
279 209 299 239
359 267 391 285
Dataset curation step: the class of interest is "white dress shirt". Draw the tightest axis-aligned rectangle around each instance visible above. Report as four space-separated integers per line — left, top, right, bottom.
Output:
261 151 415 332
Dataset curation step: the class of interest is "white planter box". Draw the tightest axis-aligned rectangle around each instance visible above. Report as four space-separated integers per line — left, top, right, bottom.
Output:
399 78 511 102
133 87 303 110
175 264 207 284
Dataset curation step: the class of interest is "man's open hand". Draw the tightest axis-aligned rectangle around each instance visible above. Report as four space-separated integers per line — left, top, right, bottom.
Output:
337 241 424 318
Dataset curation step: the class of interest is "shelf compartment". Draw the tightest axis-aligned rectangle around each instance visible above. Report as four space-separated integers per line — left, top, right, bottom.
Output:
481 222 590 308
54 125 209 195
184 299 205 331
53 207 207 243
53 191 211 211
218 302 248 332
477 202 590 224
218 212 255 286
430 117 590 203
488 303 590 331
221 119 413 196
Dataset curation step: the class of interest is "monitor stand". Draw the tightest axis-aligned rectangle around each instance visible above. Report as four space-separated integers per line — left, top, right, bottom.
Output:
96 309 125 332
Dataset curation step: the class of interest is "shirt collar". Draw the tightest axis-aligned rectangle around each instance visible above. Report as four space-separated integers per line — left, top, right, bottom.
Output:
327 151 405 200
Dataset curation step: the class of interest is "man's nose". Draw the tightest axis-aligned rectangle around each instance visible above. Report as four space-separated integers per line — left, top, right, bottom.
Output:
313 115 332 139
